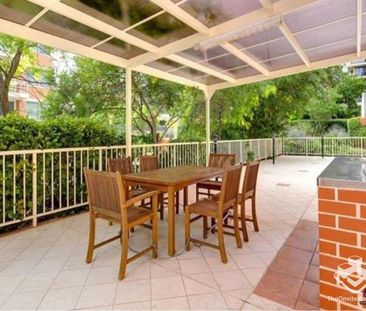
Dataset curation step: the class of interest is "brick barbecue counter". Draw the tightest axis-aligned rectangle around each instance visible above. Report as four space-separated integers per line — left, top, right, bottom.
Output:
318 157 366 310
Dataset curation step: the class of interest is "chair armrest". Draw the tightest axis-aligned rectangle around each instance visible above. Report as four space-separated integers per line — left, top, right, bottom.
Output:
124 190 160 208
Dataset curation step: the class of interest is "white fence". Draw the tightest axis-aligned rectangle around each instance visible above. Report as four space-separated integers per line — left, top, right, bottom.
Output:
282 137 366 157
0 139 275 229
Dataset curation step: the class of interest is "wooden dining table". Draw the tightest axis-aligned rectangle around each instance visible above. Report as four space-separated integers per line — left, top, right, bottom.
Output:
123 165 224 256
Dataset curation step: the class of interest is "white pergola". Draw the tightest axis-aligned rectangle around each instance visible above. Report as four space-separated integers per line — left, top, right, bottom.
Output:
0 0 365 158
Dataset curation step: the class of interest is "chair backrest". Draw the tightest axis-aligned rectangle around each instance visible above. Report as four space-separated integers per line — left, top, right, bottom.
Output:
219 164 242 209
242 161 260 199
84 169 127 220
208 153 235 168
109 157 132 175
140 155 159 172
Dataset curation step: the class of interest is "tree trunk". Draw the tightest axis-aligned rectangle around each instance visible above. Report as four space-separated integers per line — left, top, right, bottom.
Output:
0 48 22 116
1 85 9 115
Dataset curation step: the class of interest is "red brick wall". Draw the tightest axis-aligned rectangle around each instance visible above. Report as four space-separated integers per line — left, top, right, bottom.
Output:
319 187 366 310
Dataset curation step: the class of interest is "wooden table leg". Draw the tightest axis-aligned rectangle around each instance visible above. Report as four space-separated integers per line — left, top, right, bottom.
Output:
168 186 176 256
183 186 188 209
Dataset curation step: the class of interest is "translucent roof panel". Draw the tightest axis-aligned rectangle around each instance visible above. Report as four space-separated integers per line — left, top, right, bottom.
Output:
179 0 262 27
127 12 196 47
95 38 146 59
0 0 43 25
228 65 260 79
295 16 356 51
232 28 284 50
177 46 228 63
61 0 162 30
238 37 295 63
202 53 246 71
306 38 356 63
32 11 109 47
194 75 225 85
263 53 303 71
284 0 356 33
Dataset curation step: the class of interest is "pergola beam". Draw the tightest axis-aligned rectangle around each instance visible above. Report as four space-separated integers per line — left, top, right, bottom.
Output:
26 0 159 54
0 17 205 90
259 0 273 12
129 0 318 67
220 43 270 76
357 0 362 57
25 8 48 27
212 51 366 90
150 0 209 35
167 54 236 83
278 20 311 67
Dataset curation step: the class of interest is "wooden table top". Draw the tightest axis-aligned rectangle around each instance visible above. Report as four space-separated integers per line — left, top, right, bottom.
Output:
123 166 223 186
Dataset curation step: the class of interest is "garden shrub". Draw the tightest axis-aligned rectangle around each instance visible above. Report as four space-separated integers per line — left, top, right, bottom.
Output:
347 117 366 137
0 114 123 151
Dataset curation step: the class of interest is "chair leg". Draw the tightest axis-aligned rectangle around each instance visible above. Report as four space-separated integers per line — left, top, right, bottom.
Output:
176 191 180 214
233 205 242 249
240 203 249 242
217 216 228 263
159 194 164 220
118 228 129 280
152 202 158 259
185 207 191 251
252 196 259 232
86 212 96 264
203 216 208 239
211 218 216 233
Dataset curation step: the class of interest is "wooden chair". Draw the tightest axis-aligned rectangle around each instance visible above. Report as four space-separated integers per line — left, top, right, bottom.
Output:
185 165 243 263
238 160 260 242
140 155 179 220
84 169 159 280
109 157 148 199
195 153 236 201
196 153 235 231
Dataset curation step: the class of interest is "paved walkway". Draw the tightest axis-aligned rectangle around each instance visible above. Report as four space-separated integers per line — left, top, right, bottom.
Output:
0 156 332 310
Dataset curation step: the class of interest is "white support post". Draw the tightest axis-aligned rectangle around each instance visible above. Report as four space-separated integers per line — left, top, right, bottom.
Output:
126 68 132 157
204 88 216 165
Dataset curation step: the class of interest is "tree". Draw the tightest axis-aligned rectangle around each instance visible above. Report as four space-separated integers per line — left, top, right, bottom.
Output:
132 73 200 143
43 55 200 143
0 34 41 115
42 57 125 128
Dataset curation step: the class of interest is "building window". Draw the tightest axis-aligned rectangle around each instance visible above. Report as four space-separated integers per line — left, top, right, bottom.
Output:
355 67 366 76
8 101 14 112
26 101 40 119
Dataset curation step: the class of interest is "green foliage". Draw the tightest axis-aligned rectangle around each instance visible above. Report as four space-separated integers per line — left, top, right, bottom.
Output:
246 151 255 162
0 114 121 151
288 119 349 136
347 118 366 136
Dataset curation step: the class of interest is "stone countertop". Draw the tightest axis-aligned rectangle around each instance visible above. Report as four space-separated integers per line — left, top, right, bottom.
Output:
317 157 366 190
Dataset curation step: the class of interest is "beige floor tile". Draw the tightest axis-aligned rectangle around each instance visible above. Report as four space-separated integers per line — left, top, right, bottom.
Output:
76 283 117 309
113 301 151 310
114 279 150 305
151 276 186 300
0 275 26 296
38 286 83 310
187 293 228 310
213 270 252 291
0 260 38 276
14 272 56 293
205 255 239 272
183 274 218 296
231 253 266 269
179 258 210 275
241 267 267 287
86 266 119 285
52 268 90 288
150 261 180 279
152 297 189 310
1 289 47 310
222 292 245 310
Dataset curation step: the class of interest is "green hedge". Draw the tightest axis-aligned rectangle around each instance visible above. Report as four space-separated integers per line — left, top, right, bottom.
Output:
347 117 366 137
288 119 348 136
0 114 123 151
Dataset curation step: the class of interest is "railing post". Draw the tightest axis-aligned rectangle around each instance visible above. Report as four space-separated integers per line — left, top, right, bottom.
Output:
239 141 243 162
272 133 276 165
362 138 364 158
305 137 308 156
98 149 103 170
32 152 37 227
321 136 324 158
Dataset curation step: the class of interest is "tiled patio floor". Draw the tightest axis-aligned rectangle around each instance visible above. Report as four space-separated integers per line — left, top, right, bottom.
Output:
0 156 332 310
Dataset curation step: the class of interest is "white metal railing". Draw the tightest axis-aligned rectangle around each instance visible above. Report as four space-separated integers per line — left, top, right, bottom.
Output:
282 137 366 157
0 139 278 229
